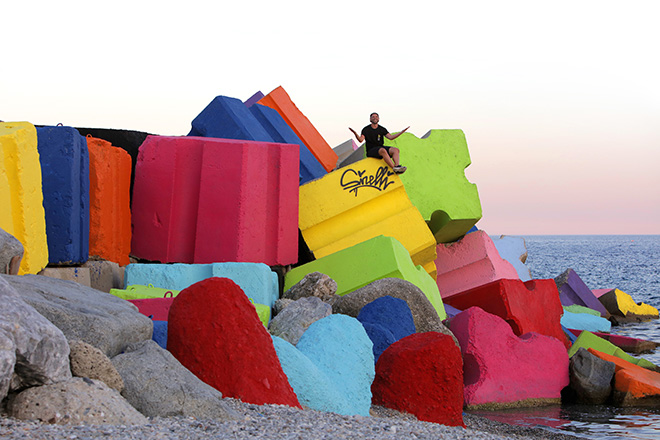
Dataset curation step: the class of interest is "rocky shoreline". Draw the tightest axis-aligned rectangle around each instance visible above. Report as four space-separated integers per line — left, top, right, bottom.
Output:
1 399 581 440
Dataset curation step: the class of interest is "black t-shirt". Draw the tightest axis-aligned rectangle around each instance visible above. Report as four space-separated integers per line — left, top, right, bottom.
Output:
361 125 389 151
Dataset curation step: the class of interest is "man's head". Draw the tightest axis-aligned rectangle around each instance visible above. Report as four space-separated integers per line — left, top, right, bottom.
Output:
370 112 379 125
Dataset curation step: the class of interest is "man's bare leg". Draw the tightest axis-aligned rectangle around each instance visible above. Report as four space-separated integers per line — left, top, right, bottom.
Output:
378 147 395 168
390 147 400 167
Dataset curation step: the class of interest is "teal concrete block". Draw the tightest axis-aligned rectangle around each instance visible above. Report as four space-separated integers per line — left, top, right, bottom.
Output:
124 262 279 308
561 309 612 333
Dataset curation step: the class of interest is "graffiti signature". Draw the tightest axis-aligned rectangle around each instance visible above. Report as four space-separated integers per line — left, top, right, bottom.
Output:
340 166 396 196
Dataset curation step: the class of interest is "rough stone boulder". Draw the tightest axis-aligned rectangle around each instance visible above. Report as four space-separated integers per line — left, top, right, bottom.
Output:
371 332 464 427
0 277 71 401
1 274 152 357
282 272 339 304
272 314 374 416
167 277 300 408
449 307 569 409
112 340 237 420
268 296 332 345
568 347 615 404
357 296 416 362
0 228 23 275
6 377 147 425
69 340 124 392
333 278 452 339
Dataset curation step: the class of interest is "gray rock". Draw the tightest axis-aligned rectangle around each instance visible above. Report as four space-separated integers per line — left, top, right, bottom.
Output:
273 298 295 316
333 278 458 343
6 377 147 425
0 229 23 275
69 340 124 393
0 277 71 401
111 340 237 421
283 272 339 304
569 347 615 404
1 274 152 358
269 297 332 345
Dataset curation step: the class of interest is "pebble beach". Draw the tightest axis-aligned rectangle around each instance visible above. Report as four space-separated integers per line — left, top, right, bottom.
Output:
0 399 580 440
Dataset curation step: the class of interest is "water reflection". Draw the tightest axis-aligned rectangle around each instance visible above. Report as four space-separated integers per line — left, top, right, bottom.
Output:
468 404 660 439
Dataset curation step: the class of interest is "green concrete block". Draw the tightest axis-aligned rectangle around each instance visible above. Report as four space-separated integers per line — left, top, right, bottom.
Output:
109 284 181 300
564 304 601 316
568 331 658 370
384 130 482 243
284 235 446 320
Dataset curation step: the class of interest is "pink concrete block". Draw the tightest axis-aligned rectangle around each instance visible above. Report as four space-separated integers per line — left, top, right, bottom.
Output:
592 288 613 299
435 230 519 299
131 135 299 265
449 306 569 409
128 297 174 321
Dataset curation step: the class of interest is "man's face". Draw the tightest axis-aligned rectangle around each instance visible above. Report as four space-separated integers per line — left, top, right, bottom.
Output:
370 113 379 124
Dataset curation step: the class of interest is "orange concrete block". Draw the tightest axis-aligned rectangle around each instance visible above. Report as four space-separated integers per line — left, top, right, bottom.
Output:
86 136 131 265
589 348 660 405
258 86 338 172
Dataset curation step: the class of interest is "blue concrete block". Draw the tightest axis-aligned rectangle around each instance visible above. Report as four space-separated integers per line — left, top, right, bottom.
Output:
249 104 325 184
562 324 578 344
188 95 273 141
36 126 90 264
152 320 168 349
492 235 532 281
357 296 416 363
124 262 279 308
561 310 612 333
466 225 478 234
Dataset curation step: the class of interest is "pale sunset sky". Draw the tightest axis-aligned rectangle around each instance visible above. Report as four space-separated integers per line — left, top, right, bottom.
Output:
2 1 658 235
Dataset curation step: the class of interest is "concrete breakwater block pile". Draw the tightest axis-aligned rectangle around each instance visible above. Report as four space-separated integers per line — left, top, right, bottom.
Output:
1 85 660 427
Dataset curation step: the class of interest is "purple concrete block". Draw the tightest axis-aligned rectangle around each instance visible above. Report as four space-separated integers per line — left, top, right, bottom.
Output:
554 269 609 318
244 91 265 108
443 304 463 319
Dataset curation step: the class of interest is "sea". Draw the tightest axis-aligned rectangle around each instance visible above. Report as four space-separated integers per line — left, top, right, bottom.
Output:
469 235 660 439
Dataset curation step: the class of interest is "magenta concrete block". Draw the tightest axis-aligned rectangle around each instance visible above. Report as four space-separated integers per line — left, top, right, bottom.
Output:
131 135 299 265
449 307 569 409
435 230 520 299
128 297 174 321
554 269 609 318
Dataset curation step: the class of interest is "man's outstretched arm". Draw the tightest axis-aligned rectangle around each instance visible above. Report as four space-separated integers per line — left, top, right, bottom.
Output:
385 126 410 140
349 127 365 143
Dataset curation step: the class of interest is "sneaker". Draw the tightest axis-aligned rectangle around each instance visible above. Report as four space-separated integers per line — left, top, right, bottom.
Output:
393 165 407 174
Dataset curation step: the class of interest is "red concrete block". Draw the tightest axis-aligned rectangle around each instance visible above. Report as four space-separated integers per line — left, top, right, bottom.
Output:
128 297 174 321
435 230 520 299
449 307 569 409
167 277 301 407
444 278 570 349
372 332 465 427
86 136 131 265
131 135 299 265
258 86 337 172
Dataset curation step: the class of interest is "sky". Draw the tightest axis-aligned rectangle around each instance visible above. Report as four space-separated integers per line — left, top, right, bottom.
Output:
2 1 659 235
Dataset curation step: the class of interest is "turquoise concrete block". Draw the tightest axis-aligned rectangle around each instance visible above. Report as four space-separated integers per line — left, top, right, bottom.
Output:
561 309 612 333
124 262 279 308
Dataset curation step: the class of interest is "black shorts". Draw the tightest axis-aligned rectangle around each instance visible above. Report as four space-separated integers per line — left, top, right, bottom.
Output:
366 146 392 158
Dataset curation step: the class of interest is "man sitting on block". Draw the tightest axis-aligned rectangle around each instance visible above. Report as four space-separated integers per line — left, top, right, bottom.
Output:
349 112 409 174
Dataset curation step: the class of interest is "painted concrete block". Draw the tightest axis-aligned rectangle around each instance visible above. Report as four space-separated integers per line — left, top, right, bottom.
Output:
435 230 520 299
249 103 325 184
555 269 609 318
0 122 48 274
384 130 482 243
592 288 611 298
244 90 265 108
36 126 90 265
599 288 659 319
39 267 91 287
569 331 658 371
568 329 660 354
449 307 569 409
491 235 531 281
131 135 299 266
152 320 167 349
188 95 273 141
86 136 131 266
258 86 338 172
589 348 660 406
299 158 437 278
444 278 570 349
337 145 366 169
110 284 180 300
284 235 445 319
333 139 359 165
124 262 279 308
561 309 612 333
128 297 174 321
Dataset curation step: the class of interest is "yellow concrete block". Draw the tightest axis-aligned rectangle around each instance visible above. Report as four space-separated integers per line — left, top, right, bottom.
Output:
605 289 659 318
299 158 437 278
0 122 48 274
